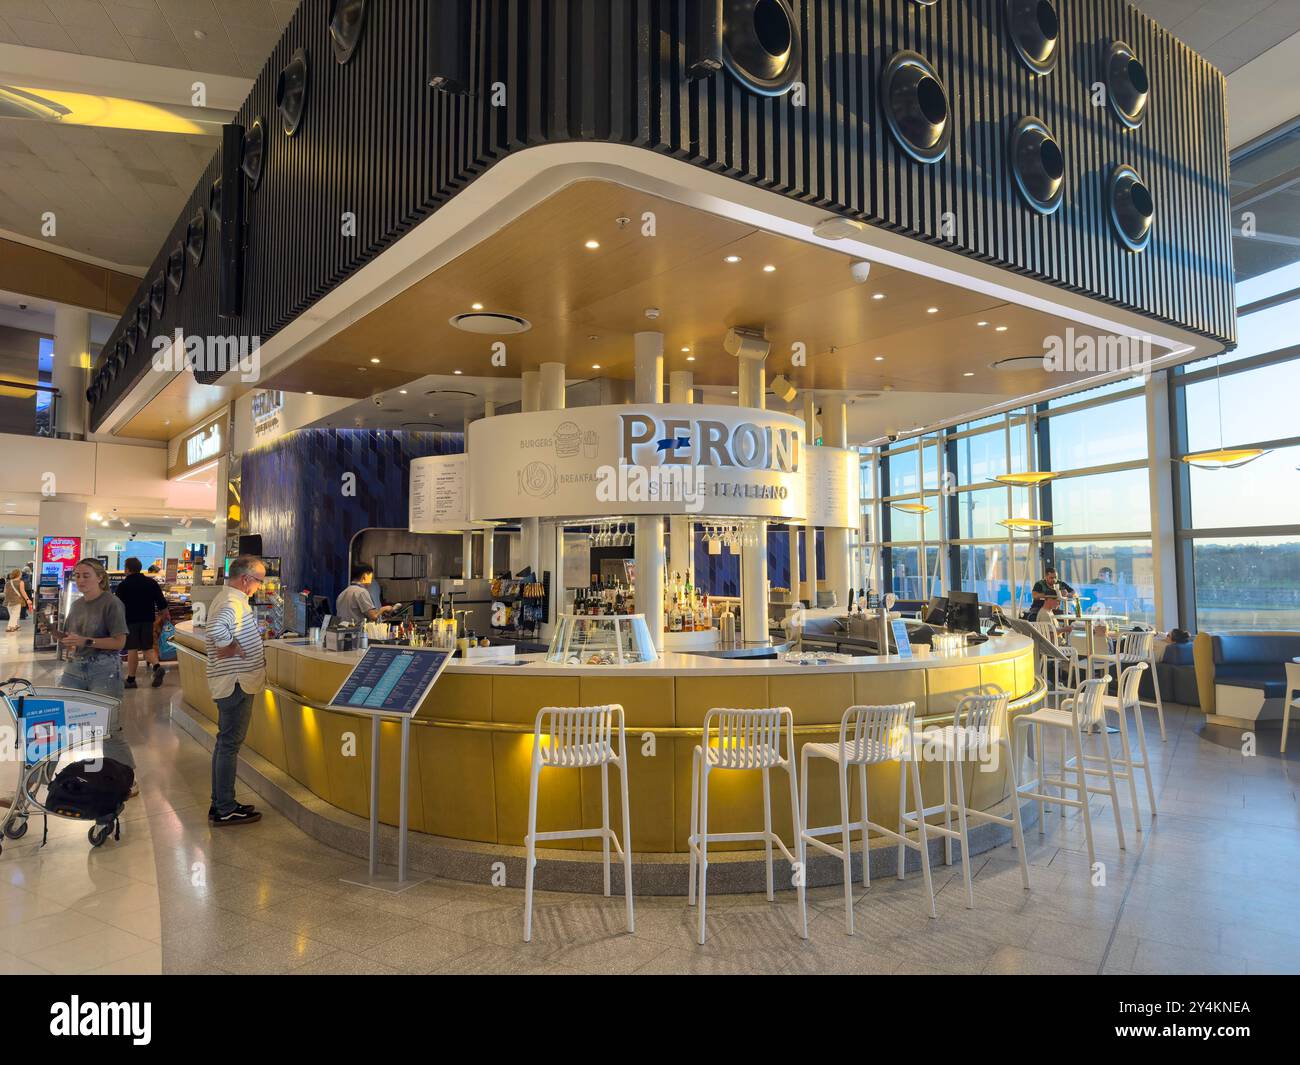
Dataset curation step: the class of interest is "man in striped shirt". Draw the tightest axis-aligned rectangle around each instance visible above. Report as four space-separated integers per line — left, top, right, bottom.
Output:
206 555 268 826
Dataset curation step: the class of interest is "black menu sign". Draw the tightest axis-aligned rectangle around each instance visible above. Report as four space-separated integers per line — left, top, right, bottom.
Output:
329 648 452 717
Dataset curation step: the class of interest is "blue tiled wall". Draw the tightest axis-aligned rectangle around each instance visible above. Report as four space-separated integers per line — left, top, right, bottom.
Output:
241 429 463 611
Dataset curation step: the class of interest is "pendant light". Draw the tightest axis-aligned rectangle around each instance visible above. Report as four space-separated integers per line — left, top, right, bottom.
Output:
993 471 1059 487
999 517 1054 531
891 502 933 514
1182 356 1269 470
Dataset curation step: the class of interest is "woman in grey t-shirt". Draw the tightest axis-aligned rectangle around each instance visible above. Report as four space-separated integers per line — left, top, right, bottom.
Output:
60 559 134 771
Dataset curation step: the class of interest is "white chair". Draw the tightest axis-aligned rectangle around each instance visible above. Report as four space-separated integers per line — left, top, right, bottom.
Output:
523 704 633 943
1090 630 1167 742
689 707 808 945
1013 677 1125 869
1283 662 1299 755
1034 616 1080 705
1100 663 1158 832
915 691 1032 908
799 702 937 934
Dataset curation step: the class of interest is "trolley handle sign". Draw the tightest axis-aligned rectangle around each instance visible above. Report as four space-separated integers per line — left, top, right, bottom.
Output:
15 697 110 766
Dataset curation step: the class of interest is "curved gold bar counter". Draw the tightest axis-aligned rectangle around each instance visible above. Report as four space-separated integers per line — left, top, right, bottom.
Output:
171 624 1043 891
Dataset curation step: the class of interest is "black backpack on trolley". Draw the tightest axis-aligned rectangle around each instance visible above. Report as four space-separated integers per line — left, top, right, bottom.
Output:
45 759 134 822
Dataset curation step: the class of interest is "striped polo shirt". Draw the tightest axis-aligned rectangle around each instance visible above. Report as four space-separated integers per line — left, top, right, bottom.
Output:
205 586 267 699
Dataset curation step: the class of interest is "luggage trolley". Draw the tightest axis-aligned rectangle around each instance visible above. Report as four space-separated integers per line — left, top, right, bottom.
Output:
1 678 126 852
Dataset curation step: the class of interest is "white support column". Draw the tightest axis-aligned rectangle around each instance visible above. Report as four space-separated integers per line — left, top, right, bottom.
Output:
53 306 90 439
823 398 851 611
1147 371 1179 630
802 392 818 606
536 365 566 628
462 533 474 580
482 400 496 577
739 354 768 642
540 362 566 411
520 371 541 578
634 333 666 648
521 371 541 414
668 371 693 580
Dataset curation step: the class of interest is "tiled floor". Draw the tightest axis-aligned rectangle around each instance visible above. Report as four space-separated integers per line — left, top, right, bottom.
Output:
2 618 1297 975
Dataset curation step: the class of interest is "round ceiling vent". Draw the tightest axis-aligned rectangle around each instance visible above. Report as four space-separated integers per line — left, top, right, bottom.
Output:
186 209 206 265
425 389 479 399
1109 164 1154 252
1010 116 1065 214
721 0 802 97
881 51 951 164
1106 41 1149 129
449 312 532 335
329 0 368 65
168 244 186 293
992 355 1048 372
277 48 309 137
1005 0 1059 75
241 117 266 189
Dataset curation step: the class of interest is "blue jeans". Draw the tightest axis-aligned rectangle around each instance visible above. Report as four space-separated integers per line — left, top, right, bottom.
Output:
212 685 254 816
60 654 135 770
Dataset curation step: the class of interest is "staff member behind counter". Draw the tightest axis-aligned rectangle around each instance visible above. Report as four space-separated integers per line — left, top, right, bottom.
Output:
334 563 399 624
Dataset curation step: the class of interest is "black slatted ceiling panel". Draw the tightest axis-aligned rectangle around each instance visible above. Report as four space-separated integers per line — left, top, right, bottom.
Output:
92 0 1235 431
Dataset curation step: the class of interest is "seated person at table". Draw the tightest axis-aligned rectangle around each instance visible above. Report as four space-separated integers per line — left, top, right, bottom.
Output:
335 563 397 624
1027 567 1076 620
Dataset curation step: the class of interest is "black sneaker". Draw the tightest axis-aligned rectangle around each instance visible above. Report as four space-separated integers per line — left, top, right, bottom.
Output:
124 676 138 689
210 804 261 826
151 666 165 688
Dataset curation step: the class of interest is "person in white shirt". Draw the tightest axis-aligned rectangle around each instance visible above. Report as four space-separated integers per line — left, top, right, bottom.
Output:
205 555 267 826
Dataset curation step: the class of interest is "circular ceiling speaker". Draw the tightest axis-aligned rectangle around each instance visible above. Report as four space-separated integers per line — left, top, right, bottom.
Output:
992 355 1048 373
186 209 206 265
1010 116 1065 214
1106 41 1149 129
150 274 166 319
277 48 309 136
720 0 802 97
168 244 186 293
135 301 151 336
1109 164 1154 252
241 117 265 189
881 51 951 164
329 0 367 65
448 312 532 335
1005 0 1059 75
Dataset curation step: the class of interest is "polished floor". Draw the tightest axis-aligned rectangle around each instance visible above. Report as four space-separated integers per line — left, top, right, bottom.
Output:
1 618 1297 976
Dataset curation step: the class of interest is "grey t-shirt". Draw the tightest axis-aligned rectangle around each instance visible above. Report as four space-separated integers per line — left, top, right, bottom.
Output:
65 592 128 658
335 583 378 624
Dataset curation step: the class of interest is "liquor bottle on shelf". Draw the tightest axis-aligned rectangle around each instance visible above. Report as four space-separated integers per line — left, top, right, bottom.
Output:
669 596 683 633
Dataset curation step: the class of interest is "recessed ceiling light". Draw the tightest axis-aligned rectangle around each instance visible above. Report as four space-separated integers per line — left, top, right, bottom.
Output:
584 240 600 250
963 372 976 377
370 358 381 364
471 303 484 311
927 307 940 314
686 356 695 362
588 335 600 341
399 390 408 395
996 325 1009 332
977 321 989 327
592 364 602 370
306 391 313 395
681 347 691 353
724 255 742 264
874 356 885 362
763 264 777 273
453 370 463 375
872 293 886 300
731 390 739 395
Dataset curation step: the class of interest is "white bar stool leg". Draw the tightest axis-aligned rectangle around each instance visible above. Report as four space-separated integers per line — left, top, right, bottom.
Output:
1134 703 1158 817
896 758 907 880
942 748 953 866
1002 735 1031 890
687 748 700 907
523 759 541 943
1034 722 1046 829
601 761 611 897
951 752 974 908
697 765 711 946
838 756 853 934
1149 662 1167 741
1114 700 1143 834
1068 721 1097 868
1096 722 1127 851
786 761 809 940
619 756 634 934
858 763 870 888
908 753 937 918
762 766 775 902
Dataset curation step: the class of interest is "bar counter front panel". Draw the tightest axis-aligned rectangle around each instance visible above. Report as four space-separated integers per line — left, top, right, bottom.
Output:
173 625 1038 855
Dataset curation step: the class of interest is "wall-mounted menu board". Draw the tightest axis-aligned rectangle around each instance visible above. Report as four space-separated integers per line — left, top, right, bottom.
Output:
410 455 469 532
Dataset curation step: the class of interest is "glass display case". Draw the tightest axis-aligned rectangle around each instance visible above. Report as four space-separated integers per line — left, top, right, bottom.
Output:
545 613 659 666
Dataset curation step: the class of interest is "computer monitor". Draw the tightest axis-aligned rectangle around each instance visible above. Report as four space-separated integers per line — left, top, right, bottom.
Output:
924 596 949 626
947 590 980 634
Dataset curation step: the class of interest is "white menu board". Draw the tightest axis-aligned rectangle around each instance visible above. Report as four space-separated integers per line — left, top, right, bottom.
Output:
804 447 859 529
410 455 469 532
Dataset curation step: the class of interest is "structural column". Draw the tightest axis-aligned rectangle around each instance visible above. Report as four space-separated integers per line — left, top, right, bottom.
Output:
1146 372 1179 630
739 352 768 643
634 333 666 649
519 371 542 580
537 364 565 629
667 371 693 582
52 306 90 440
482 400 496 578
802 392 818 606
822 397 852 610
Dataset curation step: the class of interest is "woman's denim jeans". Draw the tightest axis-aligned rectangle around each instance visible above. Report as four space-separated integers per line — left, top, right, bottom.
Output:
60 654 135 770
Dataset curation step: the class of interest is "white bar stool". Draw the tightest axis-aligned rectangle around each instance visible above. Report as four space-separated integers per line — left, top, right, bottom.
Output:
1282 662 1299 755
688 707 808 945
917 691 1032 907
523 704 633 943
1100 662 1158 832
1088 629 1167 742
799 701 936 934
1013 677 1123 869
